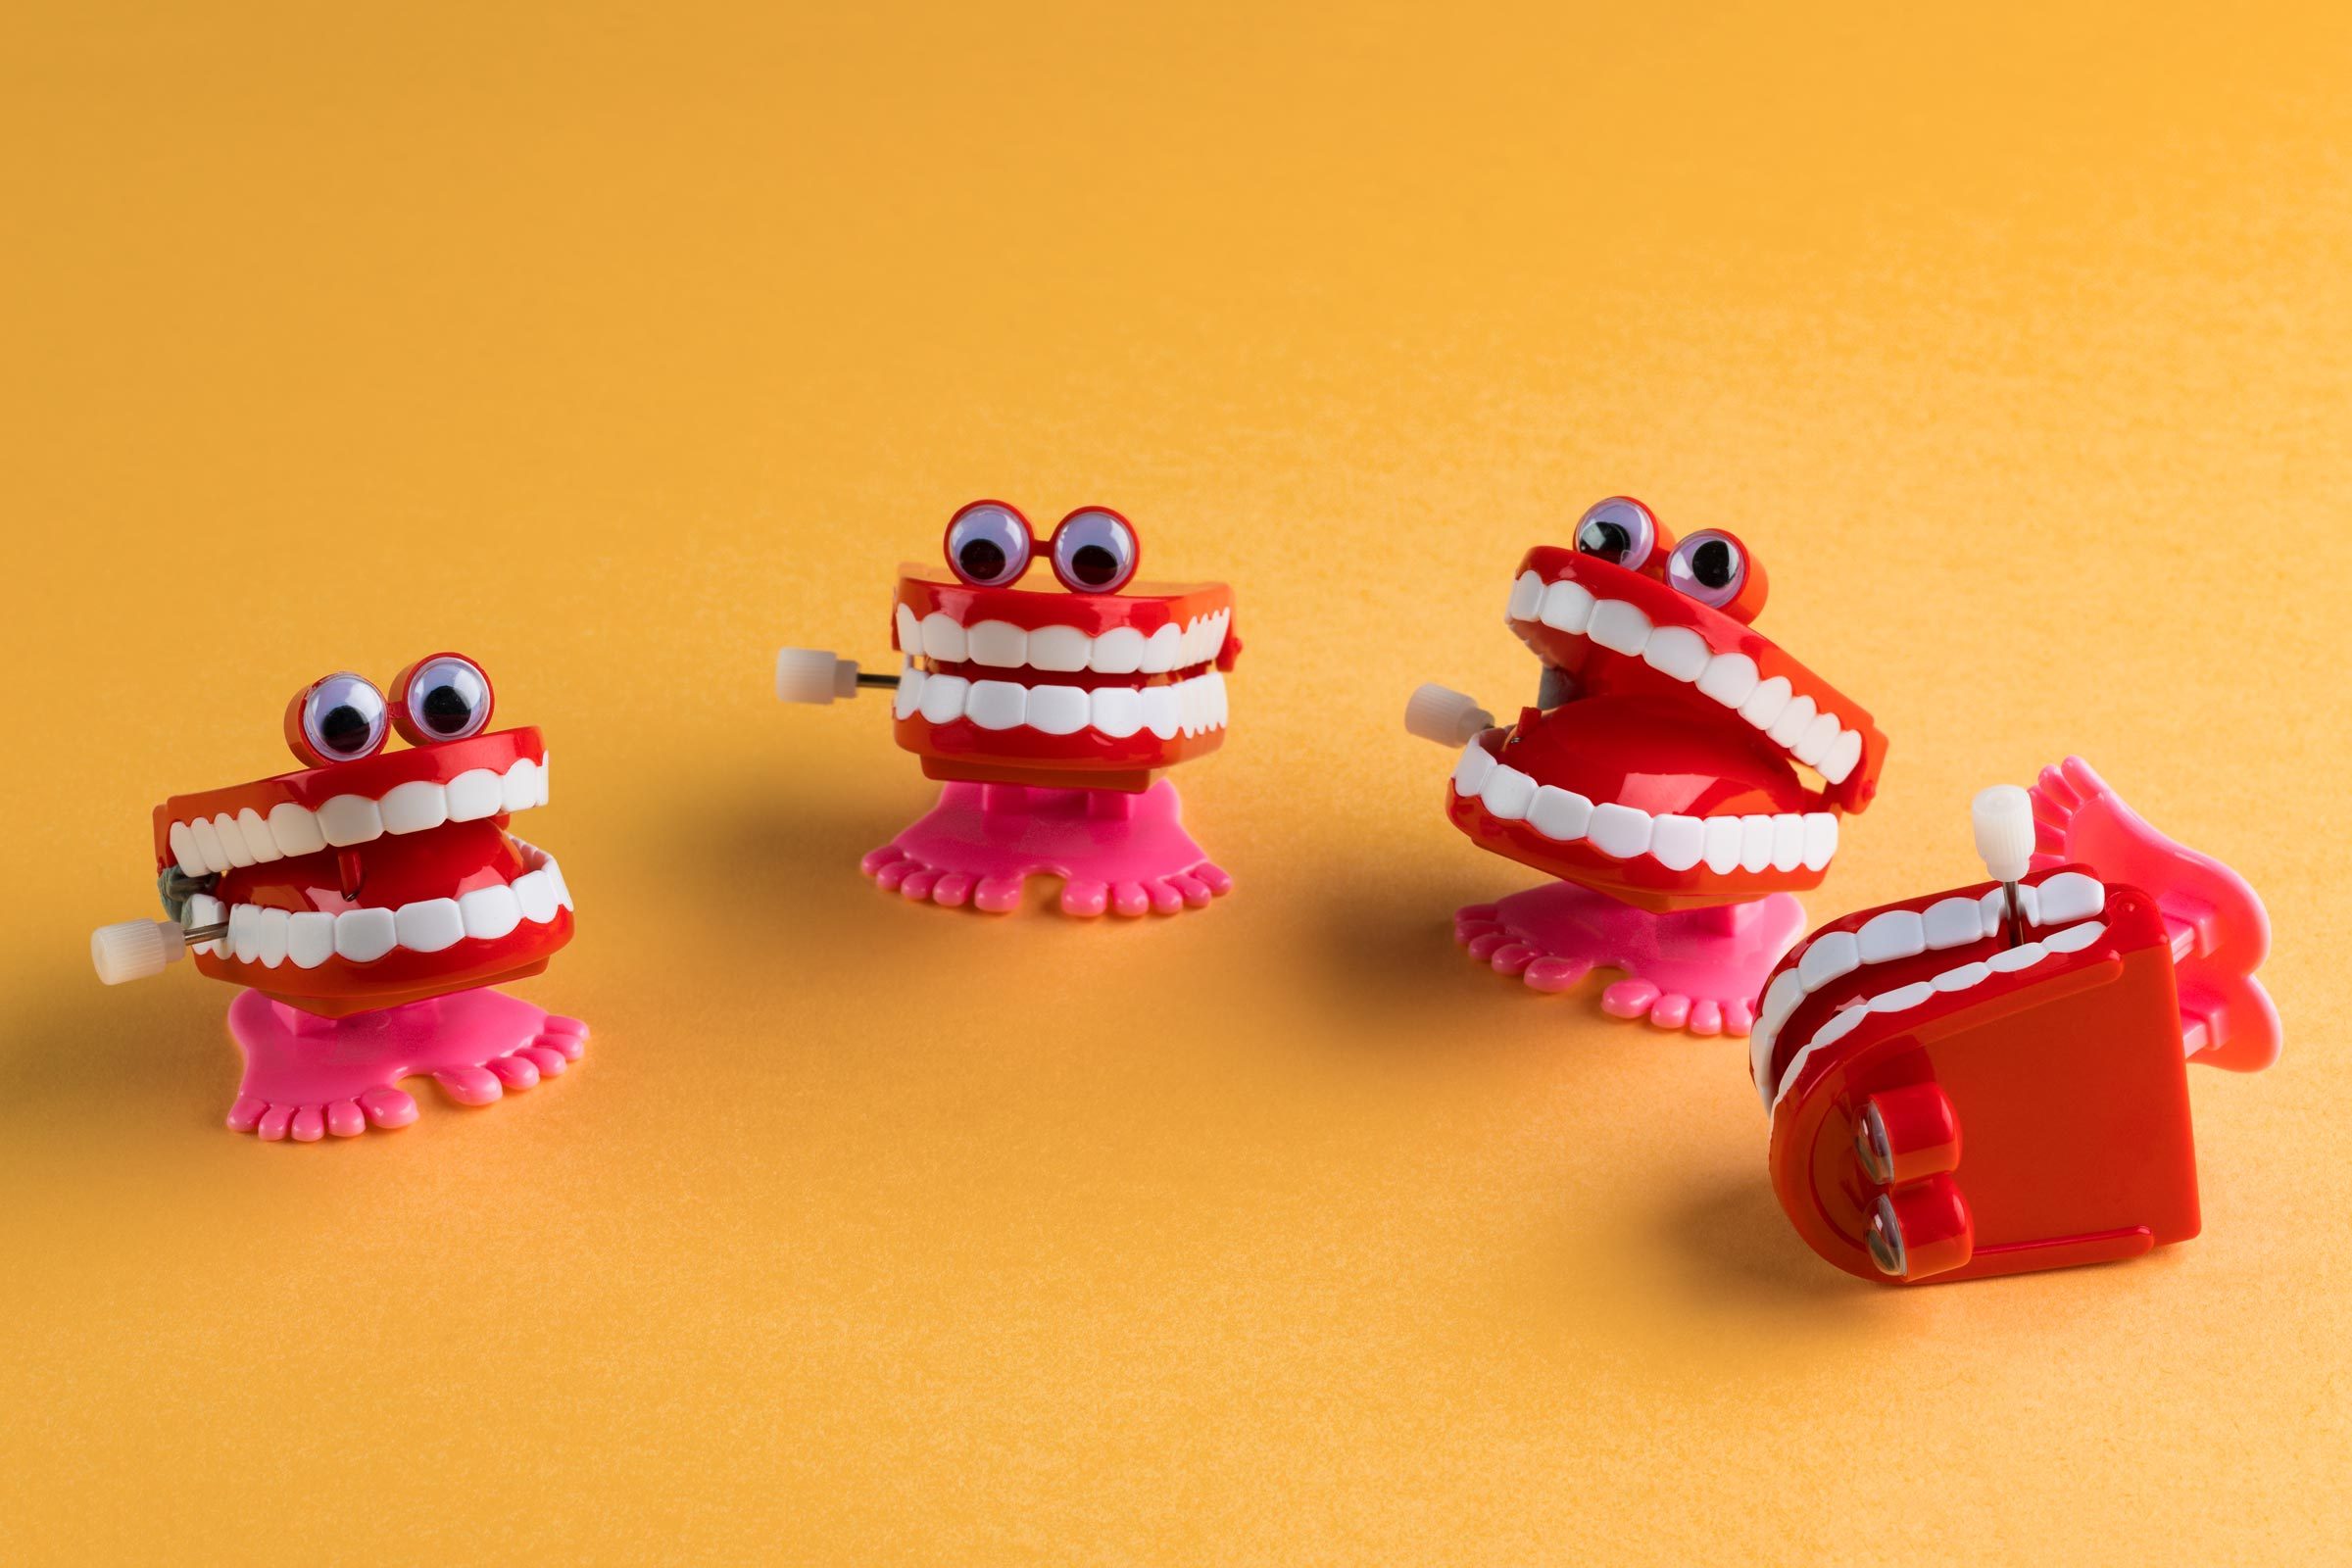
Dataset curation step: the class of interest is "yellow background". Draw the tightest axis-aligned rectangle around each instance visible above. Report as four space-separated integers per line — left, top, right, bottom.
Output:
4 3 2348 1561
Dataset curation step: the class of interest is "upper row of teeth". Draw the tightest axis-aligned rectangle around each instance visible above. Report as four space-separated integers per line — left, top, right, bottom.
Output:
1505 571 1864 787
1766 919 2110 1115
1451 739 1838 873
165 758 549 878
1749 871 2109 1110
183 852 572 969
895 606 1231 674
894 665 1229 739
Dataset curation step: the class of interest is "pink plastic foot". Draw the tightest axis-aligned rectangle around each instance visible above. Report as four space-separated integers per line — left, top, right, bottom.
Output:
1453 883 1806 1036
2029 755 2279 1071
222 986 590 1141
859 779 1231 920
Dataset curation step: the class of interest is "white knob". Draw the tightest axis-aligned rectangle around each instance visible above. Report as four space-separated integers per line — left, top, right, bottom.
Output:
1972 784 2036 883
91 919 186 985
1404 683 1495 747
775 648 860 705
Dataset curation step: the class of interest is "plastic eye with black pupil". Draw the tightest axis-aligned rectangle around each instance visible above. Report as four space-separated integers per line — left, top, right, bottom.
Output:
1050 508 1140 593
302 674 388 762
1666 529 1748 608
1572 498 1658 570
403 656 493 741
945 501 1035 588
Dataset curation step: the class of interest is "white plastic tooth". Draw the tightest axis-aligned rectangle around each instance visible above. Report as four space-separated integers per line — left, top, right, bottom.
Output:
1857 908 1927 964
268 802 325 857
535 753 552 808
1934 960 1991 994
919 674 969 724
1758 968 1805 1037
1028 624 1091 672
459 884 522 942
228 904 259 961
1820 729 1863 786
1642 626 1711 682
334 906 397 962
1587 803 1653 859
2016 881 2041 926
1770 814 1806 872
1204 672 1229 729
210 814 255 868
1925 896 1982 949
1740 675 1792 730
380 780 450 836
1988 940 2047 974
896 604 922 653
1539 579 1595 633
513 869 558 924
965 680 1027 731
1529 785 1592 842
318 794 383 847
1871 981 1936 1014
1026 683 1088 736
921 612 967 662
1178 617 1209 668
234 808 281 863
1140 624 1183 674
894 664 924 720
1798 930 1859 992
2034 871 2106 926
499 760 539 813
2043 919 2106 955
254 908 289 968
1740 815 1776 874
1091 686 1143 738
1587 600 1651 657
1451 742 1497 797
1776 1007 1864 1108
1794 710 1840 767
1980 889 2008 939
1507 570 1544 620
1140 684 1182 740
1696 652 1760 709
395 898 466 954
1702 815 1744 874
1480 765 1537 821
286 911 333 968
1767 695 1819 750
190 816 228 871
1651 814 1704 871
170 821 205 875
1800 813 1838 872
1176 677 1202 737
444 770 501 822
186 894 226 956
966 620 1027 668
545 858 573 910
1089 626 1145 674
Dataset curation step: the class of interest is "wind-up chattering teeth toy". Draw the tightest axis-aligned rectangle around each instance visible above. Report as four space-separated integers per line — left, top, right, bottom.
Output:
1752 759 2278 1284
1406 497 1887 1034
775 501 1238 918
89 655 585 1140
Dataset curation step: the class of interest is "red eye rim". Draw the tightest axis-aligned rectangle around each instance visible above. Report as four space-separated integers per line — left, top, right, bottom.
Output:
1666 528 1770 622
1047 506 1142 594
283 671 391 768
943 500 1038 588
389 651 497 746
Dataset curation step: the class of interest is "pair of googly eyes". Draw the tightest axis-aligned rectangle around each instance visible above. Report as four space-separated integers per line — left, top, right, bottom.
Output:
284 654 495 767
1573 497 1765 615
945 502 1141 594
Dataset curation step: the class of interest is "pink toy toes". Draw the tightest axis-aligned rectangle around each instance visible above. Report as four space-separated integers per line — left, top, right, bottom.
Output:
1060 880 1110 917
229 1090 404 1140
432 1063 504 1105
360 1086 417 1128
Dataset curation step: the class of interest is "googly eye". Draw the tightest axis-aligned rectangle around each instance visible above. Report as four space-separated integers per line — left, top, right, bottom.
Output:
1664 529 1767 619
945 501 1034 587
289 672 389 766
1050 507 1140 592
391 653 495 745
1572 497 1658 569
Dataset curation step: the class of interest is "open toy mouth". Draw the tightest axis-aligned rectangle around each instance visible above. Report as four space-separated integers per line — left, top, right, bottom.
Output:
153 726 572 1017
1444 547 1885 911
887 567 1237 790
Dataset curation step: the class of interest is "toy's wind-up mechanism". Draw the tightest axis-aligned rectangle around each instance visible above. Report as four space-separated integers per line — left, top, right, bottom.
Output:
1751 758 2279 1284
89 654 587 1141
1407 497 1888 1034
775 501 1240 918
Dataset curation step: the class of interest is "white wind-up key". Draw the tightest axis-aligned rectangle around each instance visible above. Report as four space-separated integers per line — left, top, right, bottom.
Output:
90 919 196 985
775 648 903 705
1404 684 1495 747
1973 784 2035 945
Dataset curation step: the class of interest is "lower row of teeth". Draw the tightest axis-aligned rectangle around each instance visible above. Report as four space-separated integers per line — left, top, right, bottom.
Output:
182 856 572 969
894 665 1228 739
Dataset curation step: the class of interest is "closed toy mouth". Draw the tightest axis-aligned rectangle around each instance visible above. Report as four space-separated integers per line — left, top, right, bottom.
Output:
152 727 572 1015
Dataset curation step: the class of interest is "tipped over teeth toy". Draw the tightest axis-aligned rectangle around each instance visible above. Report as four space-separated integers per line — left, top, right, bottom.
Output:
1408 497 1887 1033
1752 758 2278 1285
775 500 1239 917
88 655 586 1140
